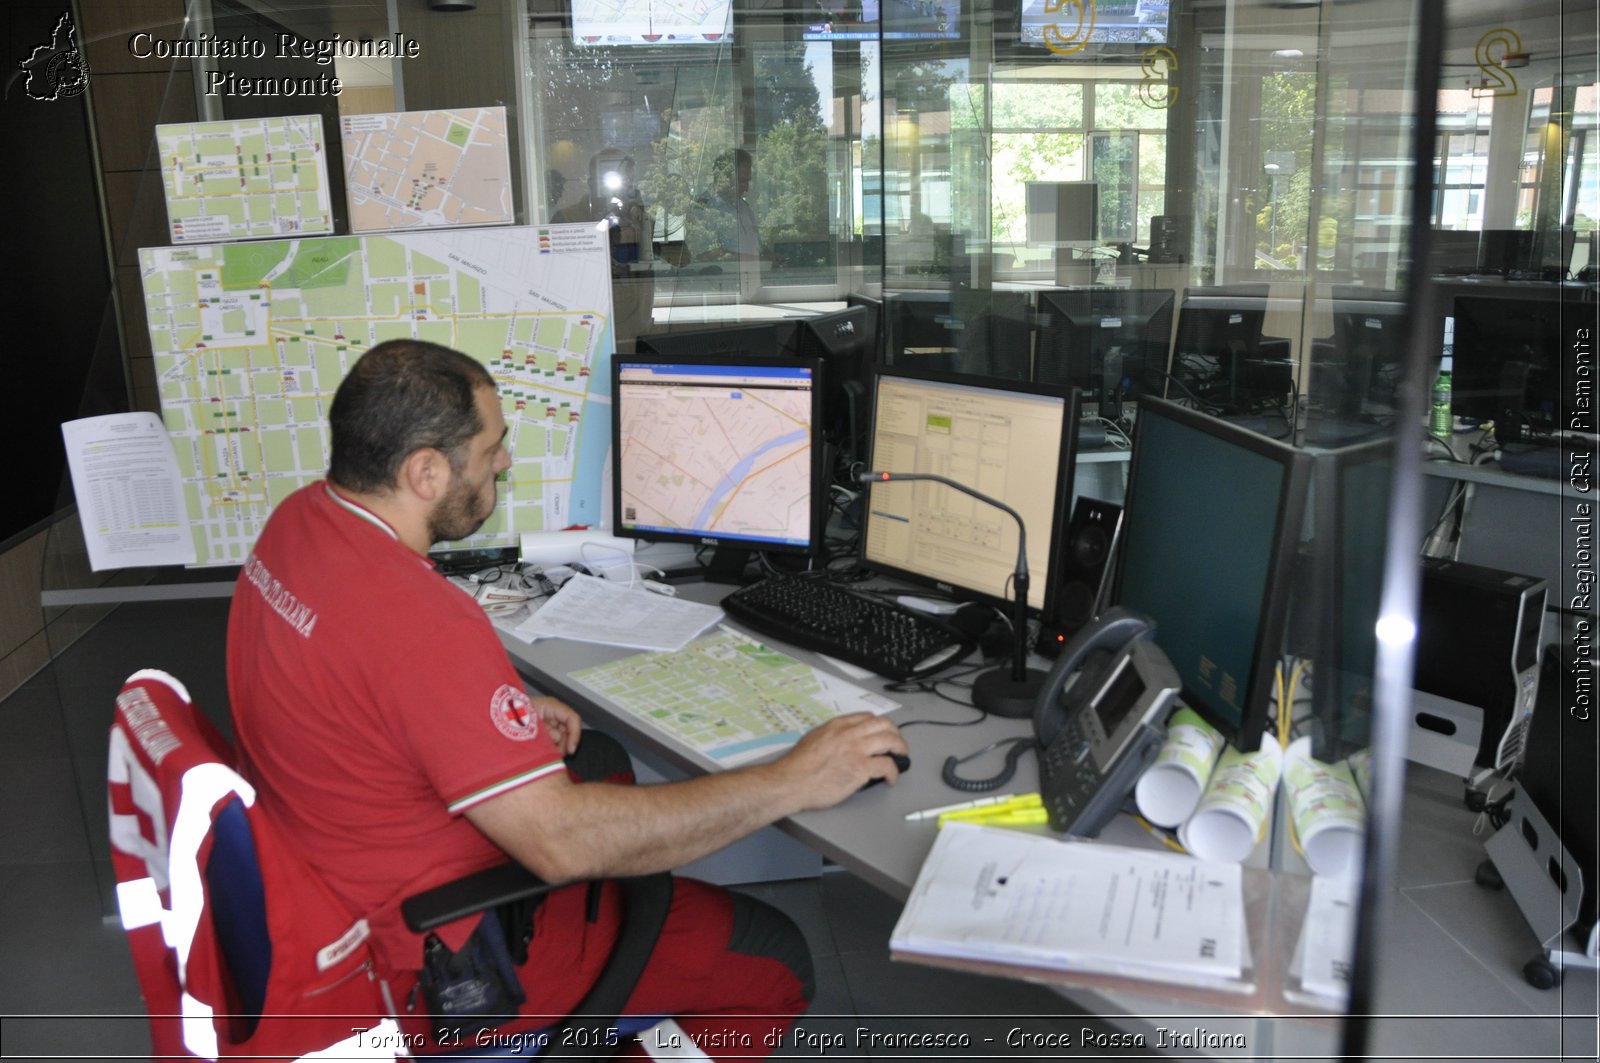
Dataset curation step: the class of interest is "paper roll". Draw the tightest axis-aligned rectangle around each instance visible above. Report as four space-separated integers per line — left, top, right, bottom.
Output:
1134 707 1225 828
1178 740 1285 864
1283 737 1367 878
520 530 635 576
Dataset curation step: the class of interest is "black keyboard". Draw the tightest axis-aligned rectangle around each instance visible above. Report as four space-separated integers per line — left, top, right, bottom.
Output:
721 575 972 681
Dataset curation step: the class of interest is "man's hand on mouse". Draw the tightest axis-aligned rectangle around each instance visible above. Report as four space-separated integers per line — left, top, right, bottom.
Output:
776 713 909 809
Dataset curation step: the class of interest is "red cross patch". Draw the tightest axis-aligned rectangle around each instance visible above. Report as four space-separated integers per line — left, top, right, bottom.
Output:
489 684 540 741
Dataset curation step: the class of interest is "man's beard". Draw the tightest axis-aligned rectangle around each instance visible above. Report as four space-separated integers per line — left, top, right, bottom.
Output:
428 472 495 545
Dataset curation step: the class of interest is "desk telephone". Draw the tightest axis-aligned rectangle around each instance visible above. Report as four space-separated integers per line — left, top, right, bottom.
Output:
1033 608 1182 837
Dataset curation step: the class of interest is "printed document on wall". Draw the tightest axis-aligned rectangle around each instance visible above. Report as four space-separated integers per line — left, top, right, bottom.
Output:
62 413 197 571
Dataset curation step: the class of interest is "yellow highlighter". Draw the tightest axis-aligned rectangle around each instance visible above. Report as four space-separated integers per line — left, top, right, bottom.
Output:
938 792 1044 828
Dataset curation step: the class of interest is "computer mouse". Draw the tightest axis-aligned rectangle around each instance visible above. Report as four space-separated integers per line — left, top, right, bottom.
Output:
860 752 911 790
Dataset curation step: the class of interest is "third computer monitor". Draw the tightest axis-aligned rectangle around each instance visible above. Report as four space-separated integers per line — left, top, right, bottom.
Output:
1113 396 1312 751
1034 287 1175 417
860 367 1076 616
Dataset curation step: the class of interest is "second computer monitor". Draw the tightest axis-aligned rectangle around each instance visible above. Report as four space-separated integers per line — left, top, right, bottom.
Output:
1034 287 1175 416
1168 285 1295 415
860 367 1075 614
1113 396 1311 751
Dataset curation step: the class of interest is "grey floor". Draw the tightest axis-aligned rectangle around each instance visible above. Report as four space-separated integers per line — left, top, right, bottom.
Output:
0 598 1126 1061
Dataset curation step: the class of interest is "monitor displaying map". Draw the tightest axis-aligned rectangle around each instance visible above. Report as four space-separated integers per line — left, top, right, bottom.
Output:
611 356 822 556
340 107 514 232
156 115 334 243
136 224 615 567
571 0 733 45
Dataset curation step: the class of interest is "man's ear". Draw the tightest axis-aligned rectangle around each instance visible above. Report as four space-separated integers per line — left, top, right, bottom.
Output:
400 447 449 502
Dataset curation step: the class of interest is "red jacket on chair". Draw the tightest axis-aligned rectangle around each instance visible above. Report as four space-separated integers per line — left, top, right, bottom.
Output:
108 669 408 1061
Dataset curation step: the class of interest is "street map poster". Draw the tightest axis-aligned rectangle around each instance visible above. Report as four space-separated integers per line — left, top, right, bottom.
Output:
156 115 334 243
137 224 614 566
340 106 514 232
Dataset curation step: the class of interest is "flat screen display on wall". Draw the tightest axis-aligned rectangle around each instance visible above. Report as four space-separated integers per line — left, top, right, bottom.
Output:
1019 0 1169 51
571 0 733 45
802 0 963 42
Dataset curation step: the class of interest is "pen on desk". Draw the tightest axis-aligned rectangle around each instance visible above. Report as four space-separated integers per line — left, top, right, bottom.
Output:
904 793 1020 822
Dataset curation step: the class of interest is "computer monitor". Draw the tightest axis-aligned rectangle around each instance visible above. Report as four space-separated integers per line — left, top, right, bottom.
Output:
1112 396 1312 752
1034 287 1175 418
611 354 824 580
792 306 875 469
1302 287 1410 445
883 291 959 368
636 320 800 361
1450 290 1565 440
859 367 1076 615
1167 285 1294 416
844 293 885 362
1308 437 1393 761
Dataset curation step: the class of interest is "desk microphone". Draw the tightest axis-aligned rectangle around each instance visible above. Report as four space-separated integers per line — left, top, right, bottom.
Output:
857 470 1046 718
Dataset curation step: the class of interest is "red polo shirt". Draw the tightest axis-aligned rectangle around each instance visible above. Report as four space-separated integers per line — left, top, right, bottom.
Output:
228 482 565 967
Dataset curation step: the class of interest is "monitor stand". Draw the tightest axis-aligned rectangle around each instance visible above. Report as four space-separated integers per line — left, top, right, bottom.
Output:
702 547 756 585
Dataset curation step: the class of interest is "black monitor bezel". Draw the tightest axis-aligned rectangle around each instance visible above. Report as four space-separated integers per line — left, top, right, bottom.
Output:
1167 284 1294 414
610 352 826 561
635 320 800 362
1308 435 1393 762
1447 289 1565 432
1034 286 1176 403
1303 287 1410 438
794 304 877 470
1112 395 1313 752
859 362 1078 617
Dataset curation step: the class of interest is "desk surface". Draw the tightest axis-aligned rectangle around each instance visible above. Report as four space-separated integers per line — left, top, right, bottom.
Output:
497 580 1022 900
498 574 1598 1058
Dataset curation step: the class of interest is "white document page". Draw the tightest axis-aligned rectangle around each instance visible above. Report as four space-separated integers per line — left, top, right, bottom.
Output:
892 822 1246 985
1294 874 1357 1002
519 572 722 652
61 413 197 571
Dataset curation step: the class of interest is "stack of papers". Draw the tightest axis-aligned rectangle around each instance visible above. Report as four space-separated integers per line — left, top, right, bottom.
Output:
512 573 722 652
891 822 1248 988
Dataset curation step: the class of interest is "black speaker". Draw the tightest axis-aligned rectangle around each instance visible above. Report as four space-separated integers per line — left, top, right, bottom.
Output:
1037 498 1123 658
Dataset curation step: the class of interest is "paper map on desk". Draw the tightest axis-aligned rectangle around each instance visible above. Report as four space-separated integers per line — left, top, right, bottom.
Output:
569 628 899 766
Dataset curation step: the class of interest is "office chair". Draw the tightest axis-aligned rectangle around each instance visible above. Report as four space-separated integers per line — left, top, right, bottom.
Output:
108 668 674 1060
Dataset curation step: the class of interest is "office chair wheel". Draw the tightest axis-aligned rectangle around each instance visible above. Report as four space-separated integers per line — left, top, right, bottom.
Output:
1473 859 1504 890
1523 954 1561 990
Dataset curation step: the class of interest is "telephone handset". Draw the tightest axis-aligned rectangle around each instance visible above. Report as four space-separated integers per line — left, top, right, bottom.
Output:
1033 606 1182 837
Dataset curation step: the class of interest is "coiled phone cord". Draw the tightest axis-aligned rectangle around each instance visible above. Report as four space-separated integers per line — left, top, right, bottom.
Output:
940 736 1038 793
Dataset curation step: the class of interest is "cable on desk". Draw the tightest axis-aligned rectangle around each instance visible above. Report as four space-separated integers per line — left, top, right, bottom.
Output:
898 708 986 731
1085 415 1132 449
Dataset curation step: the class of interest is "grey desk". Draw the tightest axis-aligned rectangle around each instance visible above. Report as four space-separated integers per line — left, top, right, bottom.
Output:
497 577 1599 1059
495 580 1340 1053
494 580 1017 900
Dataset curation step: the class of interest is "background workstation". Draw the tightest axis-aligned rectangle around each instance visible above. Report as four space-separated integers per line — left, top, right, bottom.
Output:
4 0 1598 1059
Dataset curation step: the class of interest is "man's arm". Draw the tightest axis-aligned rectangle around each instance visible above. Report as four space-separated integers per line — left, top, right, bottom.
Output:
463 712 907 883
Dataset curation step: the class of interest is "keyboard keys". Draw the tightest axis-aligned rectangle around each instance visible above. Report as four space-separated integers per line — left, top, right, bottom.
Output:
722 575 973 682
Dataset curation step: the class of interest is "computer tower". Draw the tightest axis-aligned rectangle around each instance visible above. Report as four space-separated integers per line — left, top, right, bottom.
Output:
1037 498 1122 658
1413 557 1547 767
1520 649 1599 946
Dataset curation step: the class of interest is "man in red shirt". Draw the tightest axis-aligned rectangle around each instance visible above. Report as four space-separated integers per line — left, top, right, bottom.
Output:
228 339 908 1057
